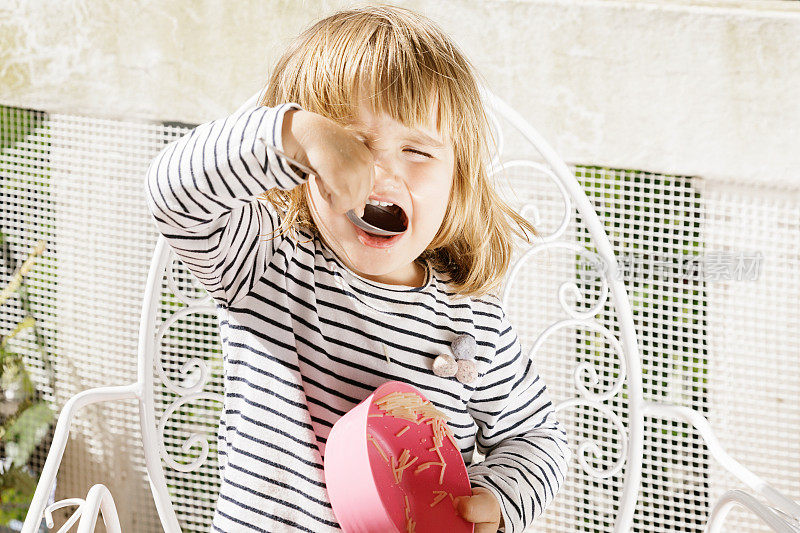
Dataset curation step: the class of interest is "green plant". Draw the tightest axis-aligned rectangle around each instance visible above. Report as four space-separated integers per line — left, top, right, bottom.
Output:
0 235 54 525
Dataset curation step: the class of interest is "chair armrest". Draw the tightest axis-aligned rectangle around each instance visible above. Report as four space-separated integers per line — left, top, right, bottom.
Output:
705 489 800 533
76 484 122 533
644 401 800 521
22 384 138 533
40 484 122 533
44 498 84 533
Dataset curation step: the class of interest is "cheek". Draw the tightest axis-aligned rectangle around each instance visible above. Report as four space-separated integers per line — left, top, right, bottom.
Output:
414 168 454 225
435 165 455 209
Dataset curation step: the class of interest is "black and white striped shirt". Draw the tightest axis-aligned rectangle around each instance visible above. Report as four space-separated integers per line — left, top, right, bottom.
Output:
144 103 570 533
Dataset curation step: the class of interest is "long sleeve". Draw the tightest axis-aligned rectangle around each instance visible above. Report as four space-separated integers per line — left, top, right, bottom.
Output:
466 310 571 532
144 102 308 308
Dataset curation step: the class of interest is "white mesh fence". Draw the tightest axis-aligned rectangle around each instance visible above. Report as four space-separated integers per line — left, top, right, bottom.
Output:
1 103 798 532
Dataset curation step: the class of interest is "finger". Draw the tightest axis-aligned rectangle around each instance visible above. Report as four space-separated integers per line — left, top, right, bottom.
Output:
331 193 353 216
349 164 373 218
354 148 374 214
334 186 356 215
474 523 499 533
355 169 369 217
312 176 334 207
319 176 350 214
356 182 372 218
343 188 368 218
455 492 500 524
364 160 375 200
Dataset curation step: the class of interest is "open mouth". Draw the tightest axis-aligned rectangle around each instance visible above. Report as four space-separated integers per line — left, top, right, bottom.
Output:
360 202 408 237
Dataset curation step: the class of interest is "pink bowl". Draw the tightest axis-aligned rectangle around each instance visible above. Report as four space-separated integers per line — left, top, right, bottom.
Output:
324 381 474 533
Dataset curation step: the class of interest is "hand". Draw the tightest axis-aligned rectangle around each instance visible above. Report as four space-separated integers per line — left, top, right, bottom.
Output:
453 486 504 533
281 108 374 216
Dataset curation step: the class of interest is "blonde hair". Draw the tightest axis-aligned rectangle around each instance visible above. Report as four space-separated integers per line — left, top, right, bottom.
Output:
257 4 536 298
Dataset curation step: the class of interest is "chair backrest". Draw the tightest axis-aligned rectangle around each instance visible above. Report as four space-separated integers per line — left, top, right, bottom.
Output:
481 88 644 532
136 87 645 533
138 236 225 532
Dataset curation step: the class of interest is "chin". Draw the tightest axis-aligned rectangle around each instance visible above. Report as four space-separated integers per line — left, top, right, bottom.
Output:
348 248 405 274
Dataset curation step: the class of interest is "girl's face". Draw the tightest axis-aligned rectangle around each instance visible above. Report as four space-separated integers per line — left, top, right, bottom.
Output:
306 98 455 286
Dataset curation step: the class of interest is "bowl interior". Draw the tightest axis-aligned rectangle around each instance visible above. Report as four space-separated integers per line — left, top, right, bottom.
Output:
365 381 474 533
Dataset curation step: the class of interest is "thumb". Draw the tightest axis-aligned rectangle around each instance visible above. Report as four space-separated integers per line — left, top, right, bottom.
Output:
454 490 501 526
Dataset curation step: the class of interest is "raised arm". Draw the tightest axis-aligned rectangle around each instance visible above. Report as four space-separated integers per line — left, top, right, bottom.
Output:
144 103 308 307
466 310 572 533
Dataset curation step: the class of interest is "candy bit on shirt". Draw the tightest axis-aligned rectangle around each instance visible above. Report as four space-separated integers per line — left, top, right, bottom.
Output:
432 353 458 377
382 343 391 365
456 359 478 384
451 334 477 361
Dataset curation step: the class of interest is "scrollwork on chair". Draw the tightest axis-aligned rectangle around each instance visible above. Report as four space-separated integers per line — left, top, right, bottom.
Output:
166 258 215 307
154 305 218 396
504 242 630 484
154 252 225 475
157 392 224 473
526 318 626 402
555 397 628 480
490 84 639 530
490 160 572 243
504 242 610 321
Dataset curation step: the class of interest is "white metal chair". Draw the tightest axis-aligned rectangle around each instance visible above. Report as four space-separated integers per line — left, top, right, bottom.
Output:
22 87 800 532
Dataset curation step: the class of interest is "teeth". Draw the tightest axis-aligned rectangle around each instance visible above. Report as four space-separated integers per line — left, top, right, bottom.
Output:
367 199 394 207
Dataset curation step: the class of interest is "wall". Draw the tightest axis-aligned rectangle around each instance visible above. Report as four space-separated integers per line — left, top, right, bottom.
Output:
1 0 799 185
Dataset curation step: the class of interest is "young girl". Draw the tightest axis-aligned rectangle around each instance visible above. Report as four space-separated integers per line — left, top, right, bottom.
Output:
145 5 569 532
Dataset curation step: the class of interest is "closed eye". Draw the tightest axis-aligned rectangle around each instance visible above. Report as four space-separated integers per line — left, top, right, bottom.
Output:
405 148 432 158
352 130 432 159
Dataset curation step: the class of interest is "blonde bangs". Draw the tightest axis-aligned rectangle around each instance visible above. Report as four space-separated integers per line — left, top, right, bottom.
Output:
256 5 536 299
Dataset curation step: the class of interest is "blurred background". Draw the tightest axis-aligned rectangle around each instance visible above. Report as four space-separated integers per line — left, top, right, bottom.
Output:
1 0 798 531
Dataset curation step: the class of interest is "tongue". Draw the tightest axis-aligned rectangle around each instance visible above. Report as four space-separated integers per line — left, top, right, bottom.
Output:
362 204 407 232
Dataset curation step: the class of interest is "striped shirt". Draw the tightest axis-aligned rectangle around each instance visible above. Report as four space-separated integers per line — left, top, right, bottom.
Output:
144 102 570 533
